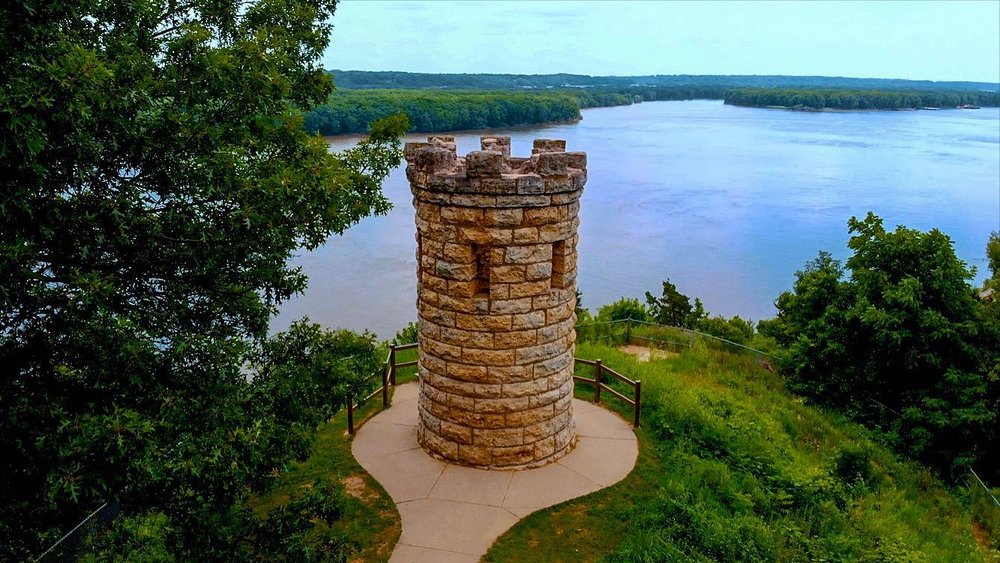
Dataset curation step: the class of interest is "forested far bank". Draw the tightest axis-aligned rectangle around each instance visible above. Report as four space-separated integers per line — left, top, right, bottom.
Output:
329 69 999 92
725 87 1000 110
304 86 729 136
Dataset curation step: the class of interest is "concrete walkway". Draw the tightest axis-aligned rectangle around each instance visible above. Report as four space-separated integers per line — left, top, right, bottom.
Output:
352 383 638 563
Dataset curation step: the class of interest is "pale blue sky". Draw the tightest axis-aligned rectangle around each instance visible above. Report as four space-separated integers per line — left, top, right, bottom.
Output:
323 0 1000 83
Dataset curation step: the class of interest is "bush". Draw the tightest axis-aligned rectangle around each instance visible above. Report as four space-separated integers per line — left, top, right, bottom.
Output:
597 298 648 323
766 214 997 479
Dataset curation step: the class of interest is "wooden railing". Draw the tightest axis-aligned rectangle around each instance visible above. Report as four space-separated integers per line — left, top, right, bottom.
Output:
573 358 642 427
347 344 641 433
347 342 418 435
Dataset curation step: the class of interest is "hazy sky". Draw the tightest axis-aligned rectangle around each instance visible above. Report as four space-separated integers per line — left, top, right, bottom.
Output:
323 0 1000 83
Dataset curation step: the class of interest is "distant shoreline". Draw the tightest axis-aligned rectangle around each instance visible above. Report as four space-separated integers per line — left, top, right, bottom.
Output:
321 117 584 143
729 103 982 113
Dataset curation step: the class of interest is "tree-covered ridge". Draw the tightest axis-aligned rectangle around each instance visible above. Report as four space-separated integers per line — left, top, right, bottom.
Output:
329 69 999 92
304 86 731 136
725 87 1000 110
305 90 582 136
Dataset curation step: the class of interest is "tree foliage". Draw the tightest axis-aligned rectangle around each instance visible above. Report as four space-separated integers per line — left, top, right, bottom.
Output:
328 69 998 93
0 0 404 558
762 213 998 479
645 279 707 328
725 87 1000 110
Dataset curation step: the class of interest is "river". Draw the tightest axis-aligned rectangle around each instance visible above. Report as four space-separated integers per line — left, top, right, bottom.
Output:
271 100 1000 338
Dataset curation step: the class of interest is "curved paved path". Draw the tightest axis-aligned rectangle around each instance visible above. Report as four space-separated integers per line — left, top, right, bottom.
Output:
352 383 638 562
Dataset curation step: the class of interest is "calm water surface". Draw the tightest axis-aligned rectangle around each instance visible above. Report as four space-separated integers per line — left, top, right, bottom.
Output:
272 101 1000 337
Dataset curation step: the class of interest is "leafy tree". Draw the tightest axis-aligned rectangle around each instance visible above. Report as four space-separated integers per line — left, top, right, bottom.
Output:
392 321 419 345
697 315 756 345
0 0 405 558
645 279 706 328
598 298 648 323
764 213 997 478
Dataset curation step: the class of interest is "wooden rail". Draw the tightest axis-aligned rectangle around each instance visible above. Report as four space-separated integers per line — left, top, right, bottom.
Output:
347 343 418 435
347 344 641 433
573 357 642 427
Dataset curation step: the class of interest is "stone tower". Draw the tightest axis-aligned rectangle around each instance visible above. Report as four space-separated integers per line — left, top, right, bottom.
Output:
404 135 586 469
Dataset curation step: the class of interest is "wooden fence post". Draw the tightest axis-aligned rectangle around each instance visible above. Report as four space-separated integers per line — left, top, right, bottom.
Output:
633 380 642 428
347 399 355 435
389 345 397 386
382 361 389 407
594 359 603 404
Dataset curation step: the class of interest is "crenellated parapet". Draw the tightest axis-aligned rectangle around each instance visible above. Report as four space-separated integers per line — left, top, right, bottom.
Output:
407 136 587 469
405 136 587 205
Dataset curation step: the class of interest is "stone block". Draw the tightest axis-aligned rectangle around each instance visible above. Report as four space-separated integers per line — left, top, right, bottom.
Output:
504 244 552 264
440 421 473 444
525 262 553 280
493 329 537 349
480 136 511 157
439 327 493 349
513 227 539 243
441 206 484 224
505 403 555 427
446 362 489 382
533 436 557 459
487 365 532 382
536 152 569 176
421 338 463 361
437 293 477 313
451 409 506 429
511 310 546 330
461 347 515 366
532 139 566 154
489 298 534 315
466 151 505 178
442 242 472 262
523 206 566 226
456 313 512 332
491 265 527 283
447 280 478 299
484 208 523 226
474 396 530 414
457 444 493 466
493 194 551 208
566 151 587 169
515 341 566 364
421 427 459 459
474 427 523 447
492 444 535 467
514 174 545 194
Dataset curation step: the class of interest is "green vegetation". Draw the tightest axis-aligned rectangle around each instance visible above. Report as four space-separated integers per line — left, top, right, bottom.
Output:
725 87 1000 110
305 90 583 136
487 341 996 562
303 72 1000 137
761 214 999 481
329 69 998 93
588 280 770 349
303 86 738 136
0 0 407 559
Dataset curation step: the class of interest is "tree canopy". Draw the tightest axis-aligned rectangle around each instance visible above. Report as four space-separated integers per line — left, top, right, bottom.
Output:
0 0 405 558
761 214 998 479
725 87 1000 110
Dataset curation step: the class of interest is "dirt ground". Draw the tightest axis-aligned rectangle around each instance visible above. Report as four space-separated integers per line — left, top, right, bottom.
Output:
618 344 678 362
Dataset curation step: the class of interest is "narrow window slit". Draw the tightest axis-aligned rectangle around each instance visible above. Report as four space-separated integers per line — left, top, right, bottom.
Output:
473 243 491 296
552 240 567 289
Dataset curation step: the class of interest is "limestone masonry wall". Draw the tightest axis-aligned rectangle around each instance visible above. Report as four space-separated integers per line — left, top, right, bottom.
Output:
405 135 587 469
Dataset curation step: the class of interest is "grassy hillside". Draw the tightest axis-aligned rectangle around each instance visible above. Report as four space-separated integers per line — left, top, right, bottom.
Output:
486 341 998 562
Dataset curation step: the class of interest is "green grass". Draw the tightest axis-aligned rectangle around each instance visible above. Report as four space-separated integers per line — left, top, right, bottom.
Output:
247 346 420 562
485 341 998 562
